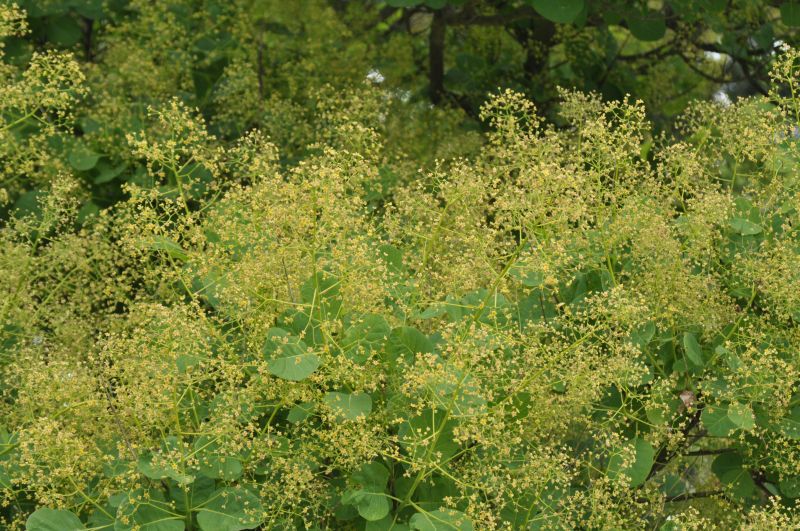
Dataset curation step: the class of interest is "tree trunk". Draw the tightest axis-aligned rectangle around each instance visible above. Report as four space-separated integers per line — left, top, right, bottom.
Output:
429 10 446 104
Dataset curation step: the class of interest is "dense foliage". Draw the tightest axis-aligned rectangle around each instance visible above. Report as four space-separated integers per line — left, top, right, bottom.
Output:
2 1 800 530
381 0 800 120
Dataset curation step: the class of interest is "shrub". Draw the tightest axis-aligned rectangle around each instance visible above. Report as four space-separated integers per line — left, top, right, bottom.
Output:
2 3 800 530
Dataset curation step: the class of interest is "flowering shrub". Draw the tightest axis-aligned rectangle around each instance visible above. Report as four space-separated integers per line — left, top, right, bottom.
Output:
2 2 800 530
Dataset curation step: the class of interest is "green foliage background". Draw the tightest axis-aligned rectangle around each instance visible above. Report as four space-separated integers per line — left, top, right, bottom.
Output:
1 1 800 529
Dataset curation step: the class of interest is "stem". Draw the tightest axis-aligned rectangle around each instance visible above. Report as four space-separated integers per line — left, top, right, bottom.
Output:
664 490 725 502
685 448 732 456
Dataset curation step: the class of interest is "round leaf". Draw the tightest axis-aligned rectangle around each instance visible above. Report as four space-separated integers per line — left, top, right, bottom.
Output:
607 437 655 488
343 314 390 363
94 161 128 184
287 401 315 423
46 15 82 47
398 409 459 461
386 327 433 366
711 453 756 499
263 328 320 381
727 402 755 431
729 217 763 235
68 148 101 172
778 407 800 438
780 476 800 498
114 489 185 531
137 452 194 485
627 12 667 41
197 487 264 531
529 0 585 24
26 509 85 531
345 490 390 521
410 509 474 531
267 352 320 381
323 391 373 421
682 333 705 367
702 405 738 437
352 462 389 490
782 2 800 26
195 437 243 481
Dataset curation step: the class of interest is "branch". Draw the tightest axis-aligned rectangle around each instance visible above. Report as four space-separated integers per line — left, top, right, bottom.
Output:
736 59 769 96
617 40 679 62
677 51 741 84
685 448 732 456
665 490 725 503
753 472 778 499
646 406 703 482
445 6 538 27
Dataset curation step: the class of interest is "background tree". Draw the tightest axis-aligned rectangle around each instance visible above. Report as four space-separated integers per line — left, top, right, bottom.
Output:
369 0 800 122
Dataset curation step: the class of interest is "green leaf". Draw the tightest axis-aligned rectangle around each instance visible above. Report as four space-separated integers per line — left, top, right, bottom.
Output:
344 462 391 521
727 402 755 431
661 474 688 498
782 2 800 26
682 333 704 367
195 436 243 481
627 12 666 41
398 409 459 462
263 328 320 381
323 391 373 421
150 236 189 262
429 367 487 417
729 217 763 235
780 476 800 498
115 489 185 531
385 327 434 367
607 437 655 488
409 509 474 530
300 271 342 318
711 453 756 499
366 516 410 531
191 268 226 310
94 161 128 184
287 401 315 423
26 508 85 531
346 490 390 521
510 262 544 287
343 314 390 363
68 148 101 172
88 505 115 530
630 322 656 349
168 477 215 513
74 0 105 19
267 352 320 381
137 452 194 485
379 244 406 275
197 487 263 531
702 404 738 437
778 407 800 438
46 15 83 47
76 201 100 225
529 0 585 24
385 0 423 6
353 461 389 489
